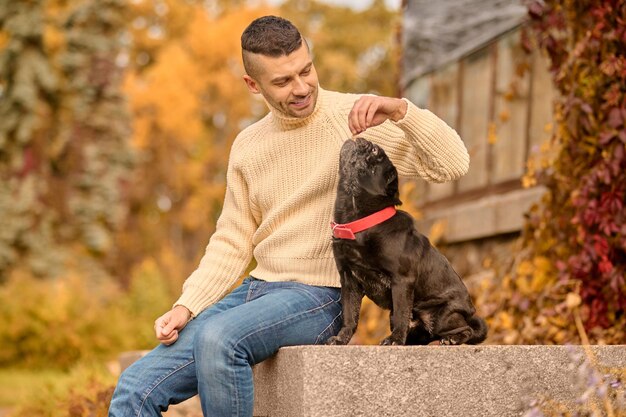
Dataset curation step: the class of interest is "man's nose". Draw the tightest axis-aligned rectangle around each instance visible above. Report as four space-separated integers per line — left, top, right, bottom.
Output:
292 76 308 95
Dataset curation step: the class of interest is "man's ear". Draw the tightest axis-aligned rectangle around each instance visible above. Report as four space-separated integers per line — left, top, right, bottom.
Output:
243 75 261 94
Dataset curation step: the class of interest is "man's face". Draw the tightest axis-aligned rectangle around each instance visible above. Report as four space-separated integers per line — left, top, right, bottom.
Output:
243 42 319 118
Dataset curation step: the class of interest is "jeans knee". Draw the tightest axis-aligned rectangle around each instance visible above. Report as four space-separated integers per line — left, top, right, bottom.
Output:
109 367 146 416
117 366 141 396
194 322 235 357
193 322 244 375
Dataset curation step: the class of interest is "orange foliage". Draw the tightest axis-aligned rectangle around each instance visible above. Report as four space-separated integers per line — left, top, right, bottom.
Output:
117 6 274 285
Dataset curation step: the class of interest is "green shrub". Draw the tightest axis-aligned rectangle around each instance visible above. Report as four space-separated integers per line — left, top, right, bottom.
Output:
9 363 116 417
0 258 171 369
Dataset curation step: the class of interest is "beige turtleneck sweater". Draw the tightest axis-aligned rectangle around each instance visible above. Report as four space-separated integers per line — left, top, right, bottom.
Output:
174 87 469 316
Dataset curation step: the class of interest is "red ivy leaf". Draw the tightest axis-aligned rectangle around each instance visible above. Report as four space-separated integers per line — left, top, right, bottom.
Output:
599 130 615 145
528 1 544 19
581 102 593 114
599 259 613 275
602 84 621 107
608 107 624 128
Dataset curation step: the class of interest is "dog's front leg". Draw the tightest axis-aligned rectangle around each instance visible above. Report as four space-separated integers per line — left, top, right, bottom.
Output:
381 276 414 346
326 269 363 345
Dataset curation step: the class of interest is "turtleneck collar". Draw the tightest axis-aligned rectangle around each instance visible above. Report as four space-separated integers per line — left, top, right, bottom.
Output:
264 85 326 130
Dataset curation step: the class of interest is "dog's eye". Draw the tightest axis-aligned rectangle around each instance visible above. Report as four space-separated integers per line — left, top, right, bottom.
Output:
371 147 378 156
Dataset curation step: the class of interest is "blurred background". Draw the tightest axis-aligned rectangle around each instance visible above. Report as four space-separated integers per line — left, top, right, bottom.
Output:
0 0 624 415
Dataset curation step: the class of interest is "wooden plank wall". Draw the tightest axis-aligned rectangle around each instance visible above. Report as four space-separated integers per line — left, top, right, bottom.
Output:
406 29 554 209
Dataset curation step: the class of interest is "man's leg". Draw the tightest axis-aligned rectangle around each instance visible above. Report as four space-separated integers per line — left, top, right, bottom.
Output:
108 278 254 417
193 279 342 417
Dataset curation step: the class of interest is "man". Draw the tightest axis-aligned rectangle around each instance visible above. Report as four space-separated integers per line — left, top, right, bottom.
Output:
109 15 469 417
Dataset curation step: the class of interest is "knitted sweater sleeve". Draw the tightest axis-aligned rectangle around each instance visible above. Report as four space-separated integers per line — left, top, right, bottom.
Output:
363 98 469 183
173 142 257 316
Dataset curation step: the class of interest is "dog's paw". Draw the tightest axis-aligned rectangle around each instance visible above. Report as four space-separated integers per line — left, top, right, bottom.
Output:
325 336 347 345
380 337 403 346
440 337 460 346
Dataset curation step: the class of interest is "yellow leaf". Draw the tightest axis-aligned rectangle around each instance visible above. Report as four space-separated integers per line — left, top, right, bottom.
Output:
503 329 519 345
533 256 551 271
565 292 582 309
516 277 531 295
517 260 534 277
530 273 549 292
498 311 514 330
543 122 553 133
553 330 567 343
487 122 498 144
501 274 512 290
522 175 536 188
540 140 552 153
0 32 7 50
548 316 568 328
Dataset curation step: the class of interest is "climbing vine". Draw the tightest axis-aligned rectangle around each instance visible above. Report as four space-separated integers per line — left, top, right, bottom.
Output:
523 0 625 337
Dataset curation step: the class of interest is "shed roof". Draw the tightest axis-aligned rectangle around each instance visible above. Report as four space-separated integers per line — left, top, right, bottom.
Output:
402 0 528 87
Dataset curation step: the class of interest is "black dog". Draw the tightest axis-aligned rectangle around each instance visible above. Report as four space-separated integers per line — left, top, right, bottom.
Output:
326 138 487 346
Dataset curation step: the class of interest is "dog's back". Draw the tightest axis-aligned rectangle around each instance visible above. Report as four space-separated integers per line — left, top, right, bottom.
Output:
408 234 488 345
351 209 487 345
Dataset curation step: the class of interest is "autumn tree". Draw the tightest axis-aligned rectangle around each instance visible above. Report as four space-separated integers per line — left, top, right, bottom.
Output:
0 0 59 278
0 0 133 280
116 5 272 288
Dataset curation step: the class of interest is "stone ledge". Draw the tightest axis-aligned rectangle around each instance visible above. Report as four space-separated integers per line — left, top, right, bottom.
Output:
252 345 626 417
118 345 626 417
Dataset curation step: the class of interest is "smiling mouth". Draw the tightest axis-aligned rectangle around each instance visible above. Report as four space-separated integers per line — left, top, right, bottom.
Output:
290 95 311 109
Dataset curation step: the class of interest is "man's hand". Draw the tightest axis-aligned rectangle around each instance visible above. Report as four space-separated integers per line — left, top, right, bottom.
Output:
154 305 192 345
348 96 408 136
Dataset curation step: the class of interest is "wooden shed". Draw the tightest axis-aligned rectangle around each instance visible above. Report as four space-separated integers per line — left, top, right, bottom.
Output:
401 0 555 271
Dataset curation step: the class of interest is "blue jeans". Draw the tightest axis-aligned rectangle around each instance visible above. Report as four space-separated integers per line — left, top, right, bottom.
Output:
108 277 342 417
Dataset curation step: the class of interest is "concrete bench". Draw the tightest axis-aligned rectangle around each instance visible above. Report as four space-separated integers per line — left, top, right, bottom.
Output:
119 345 626 417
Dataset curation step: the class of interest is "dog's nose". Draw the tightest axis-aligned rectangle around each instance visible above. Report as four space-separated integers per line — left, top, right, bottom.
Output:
354 137 367 147
341 138 357 152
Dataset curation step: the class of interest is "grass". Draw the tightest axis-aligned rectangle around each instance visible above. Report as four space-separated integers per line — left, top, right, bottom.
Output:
0 363 118 417
0 367 73 408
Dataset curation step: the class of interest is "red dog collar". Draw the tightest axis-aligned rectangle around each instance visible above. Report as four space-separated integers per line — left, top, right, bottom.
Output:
331 206 397 240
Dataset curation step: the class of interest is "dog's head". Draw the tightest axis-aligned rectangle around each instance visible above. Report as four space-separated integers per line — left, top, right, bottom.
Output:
339 137 400 203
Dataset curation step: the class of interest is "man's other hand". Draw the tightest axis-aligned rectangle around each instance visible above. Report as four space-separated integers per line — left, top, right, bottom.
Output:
154 305 192 345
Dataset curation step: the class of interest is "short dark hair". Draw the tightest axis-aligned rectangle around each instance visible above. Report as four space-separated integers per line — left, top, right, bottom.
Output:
241 16 303 77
